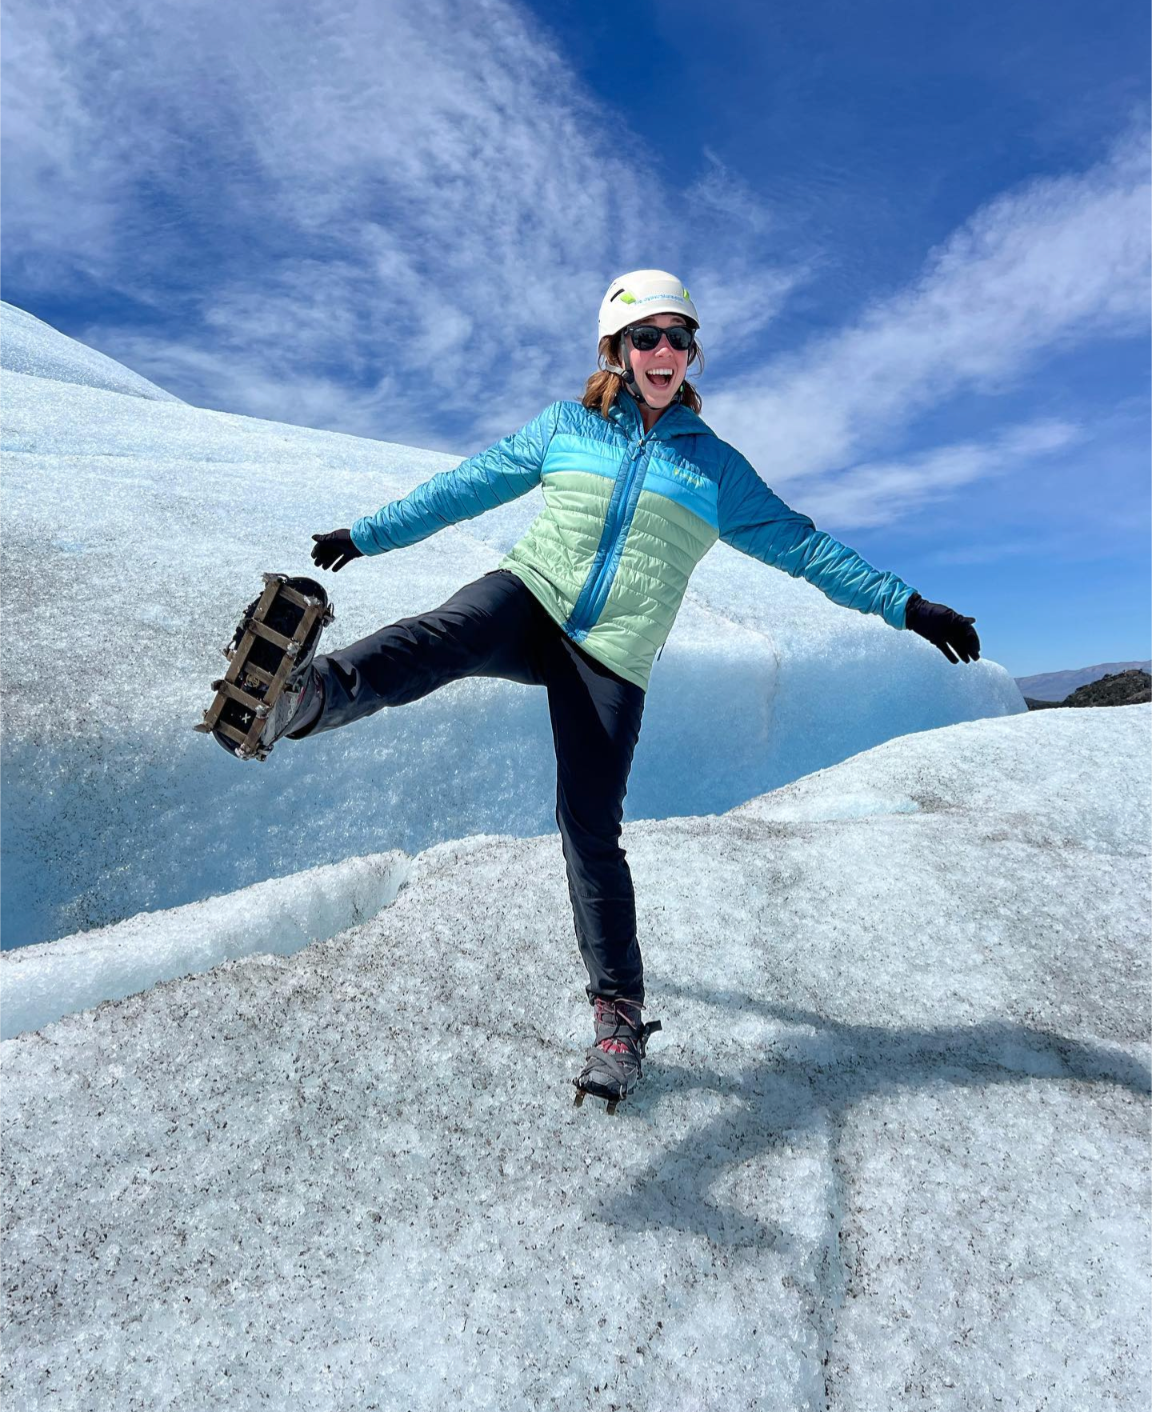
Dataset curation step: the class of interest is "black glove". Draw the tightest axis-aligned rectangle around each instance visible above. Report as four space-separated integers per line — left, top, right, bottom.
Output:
311 529 364 573
904 592 980 664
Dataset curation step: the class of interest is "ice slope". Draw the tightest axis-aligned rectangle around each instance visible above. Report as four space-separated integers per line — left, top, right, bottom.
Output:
2 706 1148 1410
1 304 1022 947
0 303 180 403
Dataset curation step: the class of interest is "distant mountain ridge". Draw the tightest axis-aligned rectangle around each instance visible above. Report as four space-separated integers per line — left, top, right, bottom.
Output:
1023 669 1150 711
1063 670 1150 707
1015 660 1152 702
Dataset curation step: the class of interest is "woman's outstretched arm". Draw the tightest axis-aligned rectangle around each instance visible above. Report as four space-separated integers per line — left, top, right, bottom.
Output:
716 450 980 661
347 401 562 556
716 449 917 629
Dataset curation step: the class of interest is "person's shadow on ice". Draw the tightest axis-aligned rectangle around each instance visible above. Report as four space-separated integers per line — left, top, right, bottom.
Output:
593 982 1151 1254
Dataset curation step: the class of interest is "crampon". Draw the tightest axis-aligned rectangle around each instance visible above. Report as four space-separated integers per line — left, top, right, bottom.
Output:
573 997 662 1114
194 574 332 761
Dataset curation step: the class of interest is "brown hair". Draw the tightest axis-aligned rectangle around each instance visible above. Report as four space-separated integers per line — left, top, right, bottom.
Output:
581 327 706 419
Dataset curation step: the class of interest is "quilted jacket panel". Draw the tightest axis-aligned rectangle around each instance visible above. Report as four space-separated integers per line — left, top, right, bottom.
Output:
351 394 917 691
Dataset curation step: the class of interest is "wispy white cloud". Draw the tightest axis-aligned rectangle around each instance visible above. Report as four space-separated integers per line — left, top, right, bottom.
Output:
704 124 1150 487
687 148 777 238
96 329 412 443
0 35 127 297
925 537 1078 567
796 418 1083 528
0 0 802 448
2 0 1147 521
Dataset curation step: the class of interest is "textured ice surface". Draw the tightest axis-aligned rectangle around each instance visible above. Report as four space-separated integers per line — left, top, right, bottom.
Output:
0 305 1023 947
0 302 180 404
0 852 412 1039
2 706 1149 1410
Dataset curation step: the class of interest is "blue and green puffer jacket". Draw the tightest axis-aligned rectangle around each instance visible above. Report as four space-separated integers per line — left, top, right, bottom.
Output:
350 393 917 692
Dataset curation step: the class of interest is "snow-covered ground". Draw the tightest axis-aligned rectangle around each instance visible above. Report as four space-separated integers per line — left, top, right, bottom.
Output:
0 303 1021 949
3 706 1149 1410
2 306 1147 1409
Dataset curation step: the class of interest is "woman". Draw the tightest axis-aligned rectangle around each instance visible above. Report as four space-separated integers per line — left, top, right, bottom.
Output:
246 269 980 1107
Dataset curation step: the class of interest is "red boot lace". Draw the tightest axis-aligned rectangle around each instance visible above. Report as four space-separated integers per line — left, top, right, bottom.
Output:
594 997 642 1056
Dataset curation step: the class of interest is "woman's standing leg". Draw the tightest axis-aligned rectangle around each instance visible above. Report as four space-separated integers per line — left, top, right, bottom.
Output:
543 637 647 1004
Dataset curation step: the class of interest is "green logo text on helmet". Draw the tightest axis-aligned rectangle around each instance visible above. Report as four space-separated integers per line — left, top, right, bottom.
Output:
598 270 700 343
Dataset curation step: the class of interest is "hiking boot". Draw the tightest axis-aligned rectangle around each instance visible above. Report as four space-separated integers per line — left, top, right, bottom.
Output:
573 996 661 1111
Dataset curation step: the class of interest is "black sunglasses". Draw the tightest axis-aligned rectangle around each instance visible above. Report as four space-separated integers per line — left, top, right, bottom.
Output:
625 323 695 353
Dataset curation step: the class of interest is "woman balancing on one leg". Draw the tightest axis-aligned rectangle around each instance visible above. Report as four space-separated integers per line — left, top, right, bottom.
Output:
214 270 981 1110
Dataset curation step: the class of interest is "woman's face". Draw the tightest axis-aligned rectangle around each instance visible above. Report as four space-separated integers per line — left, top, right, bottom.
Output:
623 313 693 411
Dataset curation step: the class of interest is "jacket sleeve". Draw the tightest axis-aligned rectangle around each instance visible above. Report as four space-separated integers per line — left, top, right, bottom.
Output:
349 402 560 555
716 451 918 629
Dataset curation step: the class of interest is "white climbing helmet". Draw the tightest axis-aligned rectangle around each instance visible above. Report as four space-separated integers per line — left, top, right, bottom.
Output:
597 270 699 343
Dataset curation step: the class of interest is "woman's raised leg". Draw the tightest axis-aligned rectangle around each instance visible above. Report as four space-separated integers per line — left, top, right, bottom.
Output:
296 570 544 737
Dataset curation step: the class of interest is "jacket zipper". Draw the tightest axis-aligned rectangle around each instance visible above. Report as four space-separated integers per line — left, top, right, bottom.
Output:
571 432 650 636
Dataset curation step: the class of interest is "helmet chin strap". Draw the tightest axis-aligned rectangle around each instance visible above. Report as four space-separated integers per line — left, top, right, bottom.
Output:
606 346 682 410
604 350 655 408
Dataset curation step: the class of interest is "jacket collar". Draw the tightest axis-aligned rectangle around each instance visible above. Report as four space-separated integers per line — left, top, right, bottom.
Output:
606 392 707 443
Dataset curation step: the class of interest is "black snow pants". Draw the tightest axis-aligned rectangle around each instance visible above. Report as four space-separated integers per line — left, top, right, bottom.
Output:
300 570 648 1004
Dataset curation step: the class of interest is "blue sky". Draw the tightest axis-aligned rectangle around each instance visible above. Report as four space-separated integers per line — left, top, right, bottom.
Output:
2 0 1148 677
